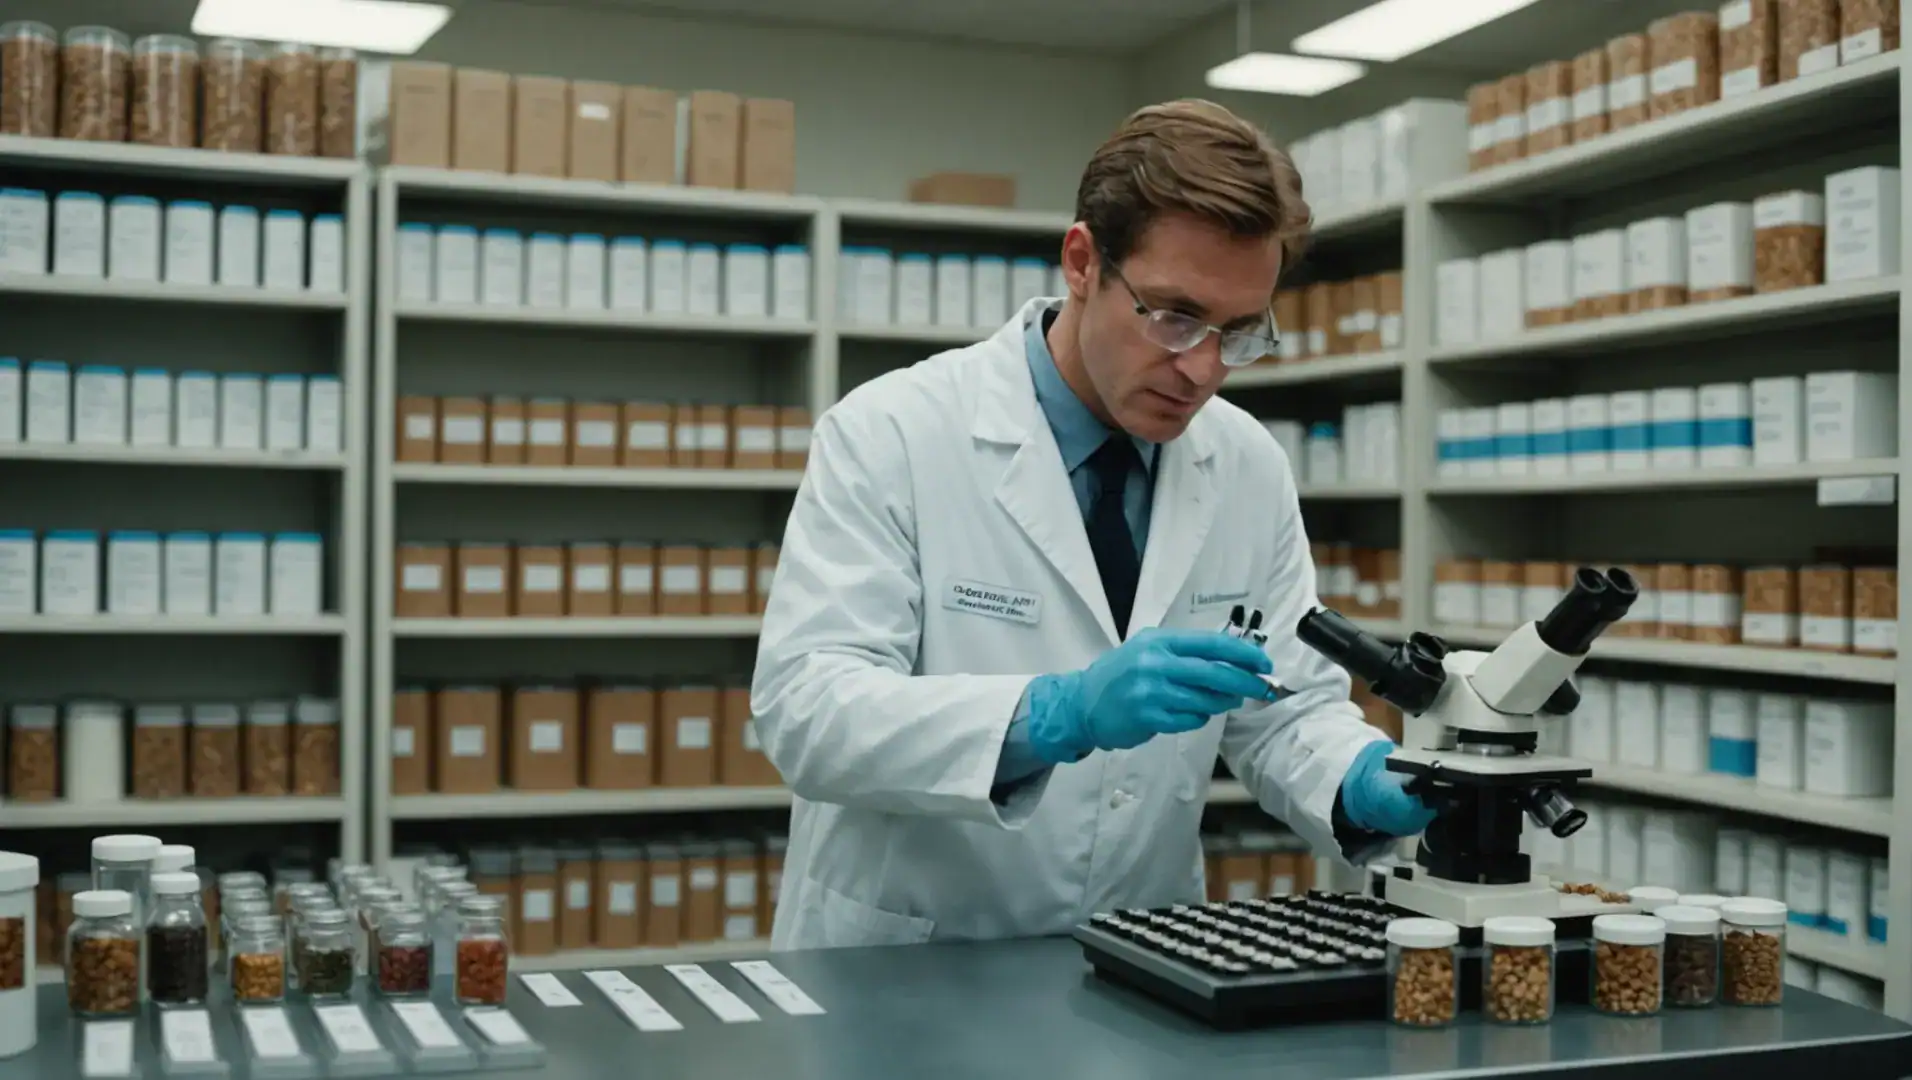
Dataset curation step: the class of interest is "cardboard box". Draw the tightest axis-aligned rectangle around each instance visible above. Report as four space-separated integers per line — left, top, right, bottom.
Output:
508 685 580 791
657 546 704 616
1657 563 1692 640
752 543 778 613
669 404 700 468
390 688 432 794
511 76 569 177
731 406 777 470
438 396 488 464
435 685 502 794
908 171 1016 208
616 543 656 616
452 68 510 173
1852 567 1897 657
488 397 526 465
644 843 682 947
660 686 718 786
397 395 438 462
586 686 655 789
455 543 512 618
686 90 742 189
620 86 677 185
595 842 644 949
706 547 752 616
571 401 620 468
568 543 614 617
696 403 731 469
777 406 811 470
516 544 567 617
389 62 453 168
1800 564 1854 652
1741 566 1799 647
720 685 778 786
527 399 569 466
621 402 672 468
1690 564 1743 645
567 80 620 182
395 543 452 618
740 98 795 193
681 841 721 942
719 839 760 941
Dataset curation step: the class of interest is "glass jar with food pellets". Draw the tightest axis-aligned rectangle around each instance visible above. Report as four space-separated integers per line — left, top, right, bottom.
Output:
455 896 510 1006
283 890 338 990
353 885 403 972
1592 914 1665 1016
1659 904 1721 1007
6 705 59 801
0 852 38 1058
1386 918 1459 1028
1481 916 1555 1025
0 21 59 137
144 872 207 1008
66 890 138 1017
217 870 267 902
417 865 468 916
129 34 196 148
367 898 420 957
59 25 130 142
229 915 285 1003
1720 898 1786 1006
433 882 479 978
375 911 432 997
221 895 272 971
294 907 354 999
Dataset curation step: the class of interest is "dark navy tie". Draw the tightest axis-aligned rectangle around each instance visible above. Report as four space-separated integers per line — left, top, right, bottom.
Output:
1085 436 1142 638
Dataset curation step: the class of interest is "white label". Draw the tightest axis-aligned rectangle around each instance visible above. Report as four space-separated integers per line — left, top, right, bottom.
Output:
1844 28 1885 63
577 420 616 448
1228 880 1257 902
730 960 823 1016
443 416 483 445
621 564 654 594
402 563 442 592
574 563 611 592
567 880 591 909
677 717 712 749
583 970 684 1032
523 564 562 592
393 727 416 758
710 566 747 594
1571 85 1605 121
464 565 505 594
690 866 719 891
1721 0 1751 28
529 720 565 752
391 1001 463 1050
725 914 757 941
738 427 776 453
744 720 762 752
162 1010 220 1064
521 889 554 923
404 414 434 440
665 964 761 1024
1800 43 1840 75
662 565 700 594
780 425 811 453
613 723 648 754
1855 617 1897 653
1526 97 1567 132
493 418 524 447
517 972 583 1007
725 871 757 908
1721 66 1763 98
1651 58 1697 94
627 421 669 451
1608 74 1645 109
242 1007 304 1059
465 1008 535 1045
529 419 565 446
942 577 1043 626
315 1004 384 1055
652 876 681 907
82 1021 136 1078
1817 476 1895 506
450 725 486 757
609 882 638 915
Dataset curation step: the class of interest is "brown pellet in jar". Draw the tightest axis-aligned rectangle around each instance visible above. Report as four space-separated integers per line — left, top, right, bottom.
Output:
232 951 285 1001
1607 33 1649 131
1665 934 1720 1006
1570 46 1608 142
1486 945 1552 1023
0 21 58 137
1779 0 1843 80
68 936 138 1015
1593 941 1662 1015
1721 0 1779 97
132 716 187 798
319 48 358 158
60 26 130 142
7 717 59 800
1391 948 1456 1026
244 716 290 795
1754 193 1825 293
1466 82 1496 171
131 35 197 148
0 917 23 990
1841 0 1901 59
1648 12 1722 120
265 43 319 156
201 38 263 152
292 718 340 796
1722 929 1784 1005
1523 61 1573 155
190 716 241 797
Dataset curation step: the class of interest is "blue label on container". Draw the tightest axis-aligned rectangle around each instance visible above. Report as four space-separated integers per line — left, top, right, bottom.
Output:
728 243 767 254
776 244 807 255
1495 434 1532 457
1648 419 1697 448
1566 427 1609 453
1532 432 1569 456
572 233 604 243
1698 417 1753 448
438 225 477 236
1869 916 1887 941
1610 423 1650 451
1707 737 1757 778
1437 441 1463 462
1787 911 1823 928
1823 915 1849 935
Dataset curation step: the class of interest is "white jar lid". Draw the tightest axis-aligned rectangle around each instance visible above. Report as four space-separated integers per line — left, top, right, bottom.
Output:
0 852 39 893
1657 904 1722 935
1386 917 1459 948
1592 913 1665 946
1627 886 1680 912
74 890 132 918
1678 893 1729 909
92 834 162 864
1482 916 1555 947
1721 897 1788 927
152 844 195 874
151 872 199 897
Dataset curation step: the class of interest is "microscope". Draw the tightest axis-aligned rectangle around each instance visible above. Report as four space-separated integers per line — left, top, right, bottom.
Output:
1298 566 1638 926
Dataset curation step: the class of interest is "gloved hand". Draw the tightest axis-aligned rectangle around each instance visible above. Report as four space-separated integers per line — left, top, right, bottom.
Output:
1339 740 1437 836
1025 628 1281 765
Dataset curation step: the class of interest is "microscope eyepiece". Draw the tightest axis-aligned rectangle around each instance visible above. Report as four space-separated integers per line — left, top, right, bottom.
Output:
1535 566 1640 656
1519 788 1588 839
1296 608 1446 715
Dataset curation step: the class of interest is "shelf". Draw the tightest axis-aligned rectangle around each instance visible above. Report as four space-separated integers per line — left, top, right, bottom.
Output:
393 616 762 638
0 273 349 310
1296 483 1401 500
1791 926 1890 980
0 614 347 635
1428 459 1898 496
838 323 989 346
1207 780 1254 805
391 463 801 490
390 786 792 820
394 300 816 337
1224 352 1404 388
514 938 769 973
0 443 348 470
1426 51 1901 206
831 198 1072 235
1431 624 1897 684
384 166 824 221
1310 200 1405 245
0 796 348 829
1583 763 1892 837
1429 278 1899 365
0 135 363 187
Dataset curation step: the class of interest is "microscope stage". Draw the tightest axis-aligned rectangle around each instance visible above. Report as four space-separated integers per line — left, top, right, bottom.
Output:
1385 745 1593 784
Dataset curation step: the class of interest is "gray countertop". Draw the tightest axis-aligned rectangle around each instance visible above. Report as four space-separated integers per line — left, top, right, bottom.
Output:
4 936 1908 1079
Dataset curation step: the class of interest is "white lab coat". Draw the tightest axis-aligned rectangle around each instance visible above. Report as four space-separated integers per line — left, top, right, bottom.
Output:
751 299 1385 950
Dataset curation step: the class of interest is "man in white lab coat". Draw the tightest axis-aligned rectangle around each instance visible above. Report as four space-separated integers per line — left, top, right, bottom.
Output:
752 100 1433 950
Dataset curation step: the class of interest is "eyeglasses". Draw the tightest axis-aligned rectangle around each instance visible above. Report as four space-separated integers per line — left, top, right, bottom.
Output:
1103 259 1280 368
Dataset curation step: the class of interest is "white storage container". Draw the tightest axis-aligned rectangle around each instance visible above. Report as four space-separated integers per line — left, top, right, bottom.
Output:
1804 371 1899 462
0 187 49 275
306 376 342 454
0 531 33 615
129 369 171 447
1705 688 1755 778
396 222 434 301
525 232 566 309
971 255 1008 327
1531 398 1568 475
1658 683 1705 774
1803 698 1894 797
1614 681 1661 768
1714 828 1750 895
1435 409 1467 478
565 234 606 310
53 192 105 277
685 243 721 316
106 531 161 616
1785 845 1828 926
265 375 304 452
262 210 305 291
214 532 267 616
1494 402 1532 476
1642 810 1716 895
1435 258 1479 346
162 200 214 286
1477 249 1525 340
1869 856 1888 942
41 530 100 615
0 359 17 443
481 229 525 307
174 372 216 449
649 240 687 314
1685 202 1754 296
1826 851 1867 938
219 374 263 451
218 206 260 287
1649 387 1699 470
308 214 345 294
895 254 933 325
1607 391 1650 471
1569 675 1614 762
1746 834 1784 899
1567 393 1610 473
434 225 478 305
608 237 647 311
1824 166 1901 282
163 533 212 615
934 254 972 328
0 852 38 1058
772 245 810 321
72 365 127 446
723 244 769 318
107 196 161 282
269 533 323 615
1751 376 1805 466
1605 806 1645 886
1463 407 1496 478
1697 382 1752 467
25 361 69 444
63 701 124 804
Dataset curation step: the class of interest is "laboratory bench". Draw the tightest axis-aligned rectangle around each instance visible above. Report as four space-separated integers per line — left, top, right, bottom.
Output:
3 935 1908 1079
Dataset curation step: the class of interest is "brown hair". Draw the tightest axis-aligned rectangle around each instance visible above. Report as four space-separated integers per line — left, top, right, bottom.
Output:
1075 99 1311 272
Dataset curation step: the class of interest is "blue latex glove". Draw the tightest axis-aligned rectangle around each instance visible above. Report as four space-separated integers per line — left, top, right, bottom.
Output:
1340 740 1437 836
1025 628 1281 765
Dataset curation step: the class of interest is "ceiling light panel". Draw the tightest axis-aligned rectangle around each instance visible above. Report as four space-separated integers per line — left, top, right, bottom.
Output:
1292 0 1544 62
1205 52 1367 97
192 0 452 54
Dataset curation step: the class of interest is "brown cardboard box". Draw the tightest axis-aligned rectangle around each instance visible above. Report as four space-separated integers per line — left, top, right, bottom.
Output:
1379 548 1402 618
682 842 722 942
1202 837 1227 903
696 403 731 469
908 171 1016 208
730 406 778 470
1265 852 1300 897
452 68 510 173
1800 564 1854 652
596 842 643 949
615 543 657 616
558 846 595 950
752 543 778 613
720 685 778 786
1657 563 1693 639
437 396 488 464
686 90 742 188
1741 566 1798 647
760 838 784 931
390 687 432 794
586 686 655 789
568 543 614 617
1220 847 1261 902
515 848 558 956
397 396 438 462
669 404 700 468
620 86 677 185
1615 564 1659 637
720 840 760 942
643 843 681 947
567 80 620 182
705 547 752 615
435 685 502 794
455 544 512 618
508 685 580 791
621 402 673 468
571 402 620 468
511 75 569 177
657 546 705 616
1690 564 1742 645
389 62 453 168
776 406 811 470
488 397 526 465
740 97 795 193
516 545 567 617
660 686 718 786
395 543 452 618
527 399 569 466
1852 567 1897 657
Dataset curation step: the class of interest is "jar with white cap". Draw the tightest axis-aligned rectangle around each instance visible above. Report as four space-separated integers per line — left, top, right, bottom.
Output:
66 890 138 1017
151 843 195 875
1659 904 1721 1007
1385 917 1458 1027
0 852 39 1058
1628 885 1680 913
1591 913 1665 1016
91 834 160 1000
1678 893 1729 911
1720 898 1786 1006
1482 916 1554 1024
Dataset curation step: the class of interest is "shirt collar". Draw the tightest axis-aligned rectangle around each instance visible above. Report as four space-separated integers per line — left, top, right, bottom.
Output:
1024 304 1157 475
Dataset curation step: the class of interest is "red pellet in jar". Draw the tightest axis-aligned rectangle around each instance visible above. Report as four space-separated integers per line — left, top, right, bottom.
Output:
376 944 430 995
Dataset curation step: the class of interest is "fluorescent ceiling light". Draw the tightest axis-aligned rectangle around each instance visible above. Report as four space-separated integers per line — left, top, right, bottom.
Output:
1205 52 1366 97
192 0 452 54
1292 0 1543 62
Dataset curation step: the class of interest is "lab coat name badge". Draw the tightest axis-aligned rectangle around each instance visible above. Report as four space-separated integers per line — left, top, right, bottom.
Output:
943 579 1042 626
1190 590 1250 611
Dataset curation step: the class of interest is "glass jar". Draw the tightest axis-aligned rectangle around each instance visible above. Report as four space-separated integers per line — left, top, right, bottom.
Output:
417 866 467 914
1660 904 1721 1007
1591 913 1665 1016
59 25 130 142
1678 893 1729 911
376 911 432 997
1385 917 1458 1028
367 898 418 956
91 836 160 921
1481 915 1554 1025
295 908 355 999
433 882 479 978
0 851 37 1059
454 896 509 1006
229 915 285 1003
317 46 357 157
1720 898 1786 1006
217 871 267 902
0 21 58 137
144 872 207 1008
1627 886 1680 914
353 886 402 973
263 41 318 155
152 844 195 876
200 38 263 152
221 897 272 974
66 890 138 1017
130 34 196 148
